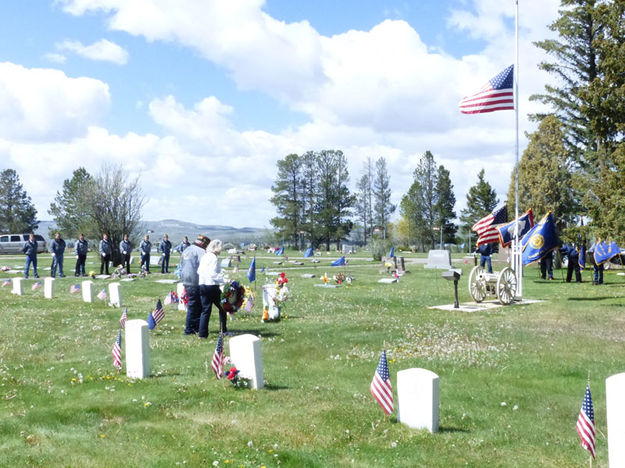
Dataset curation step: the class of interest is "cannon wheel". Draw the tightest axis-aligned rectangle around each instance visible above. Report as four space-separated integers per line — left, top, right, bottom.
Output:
496 267 517 305
468 266 487 303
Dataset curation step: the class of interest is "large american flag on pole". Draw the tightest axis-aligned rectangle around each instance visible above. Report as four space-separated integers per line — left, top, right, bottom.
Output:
576 383 596 459
459 65 514 114
472 205 508 246
370 350 393 414
211 332 225 379
112 331 122 370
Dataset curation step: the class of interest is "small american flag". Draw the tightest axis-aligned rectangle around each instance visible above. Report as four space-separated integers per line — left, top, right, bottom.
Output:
459 65 514 114
211 332 225 379
1 278 11 287
70 283 80 293
472 205 508 246
370 350 393 414
120 308 127 329
32 281 42 291
97 288 107 300
148 299 164 330
576 383 596 459
180 288 188 306
112 331 122 370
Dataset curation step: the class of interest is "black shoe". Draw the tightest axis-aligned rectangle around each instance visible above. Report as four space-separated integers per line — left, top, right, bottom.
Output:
51 274 55 278
59 274 65 278
34 274 39 278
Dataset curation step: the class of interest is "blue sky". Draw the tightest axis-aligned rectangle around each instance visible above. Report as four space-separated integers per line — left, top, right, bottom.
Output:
0 0 560 229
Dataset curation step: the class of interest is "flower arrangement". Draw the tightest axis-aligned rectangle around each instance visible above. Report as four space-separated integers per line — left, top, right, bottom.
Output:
276 272 288 287
225 367 251 388
221 280 246 313
111 265 127 279
334 272 345 284
274 272 289 307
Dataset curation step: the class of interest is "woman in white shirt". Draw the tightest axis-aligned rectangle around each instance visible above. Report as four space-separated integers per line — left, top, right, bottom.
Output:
197 239 229 337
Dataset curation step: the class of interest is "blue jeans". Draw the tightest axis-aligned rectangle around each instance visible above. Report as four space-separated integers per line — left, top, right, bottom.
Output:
199 284 227 337
480 255 492 273
184 284 201 334
161 253 170 273
25 255 38 278
52 255 64 276
593 264 604 284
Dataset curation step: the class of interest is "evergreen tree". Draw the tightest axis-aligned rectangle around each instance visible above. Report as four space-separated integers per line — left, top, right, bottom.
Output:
300 151 318 247
399 178 425 250
0 169 38 233
355 173 371 245
459 169 498 245
48 167 95 237
435 165 457 244
372 157 395 239
270 153 302 247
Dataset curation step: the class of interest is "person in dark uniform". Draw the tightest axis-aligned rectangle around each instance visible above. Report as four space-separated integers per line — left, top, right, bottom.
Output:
587 243 604 285
159 234 172 273
120 233 132 273
99 233 112 275
22 233 39 279
174 236 191 254
50 232 66 277
540 250 554 280
562 244 582 283
140 234 152 273
74 233 88 277
475 242 494 274
180 235 210 335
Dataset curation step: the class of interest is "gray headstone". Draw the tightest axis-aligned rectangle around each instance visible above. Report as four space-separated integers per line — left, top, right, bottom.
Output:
425 250 451 269
125 319 150 379
607 373 625 466
229 334 264 389
397 368 439 433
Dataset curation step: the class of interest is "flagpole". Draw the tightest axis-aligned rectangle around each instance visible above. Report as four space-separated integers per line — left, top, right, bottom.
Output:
513 0 522 299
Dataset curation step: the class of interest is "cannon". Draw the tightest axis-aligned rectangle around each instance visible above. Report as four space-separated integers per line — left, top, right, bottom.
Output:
468 266 517 305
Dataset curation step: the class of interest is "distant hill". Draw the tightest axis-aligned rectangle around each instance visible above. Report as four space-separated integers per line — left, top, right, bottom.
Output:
35 219 270 244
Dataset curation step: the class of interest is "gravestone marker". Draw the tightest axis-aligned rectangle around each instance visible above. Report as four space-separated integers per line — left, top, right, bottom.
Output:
378 278 398 284
44 277 55 299
425 250 451 269
177 282 186 311
606 372 625 467
126 319 150 379
109 282 122 307
397 368 439 433
262 285 280 320
229 334 264 389
82 280 94 303
301 274 316 278
11 277 23 296
398 256 406 273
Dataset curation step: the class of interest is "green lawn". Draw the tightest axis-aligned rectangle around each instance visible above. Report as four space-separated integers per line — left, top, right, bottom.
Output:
1 251 623 467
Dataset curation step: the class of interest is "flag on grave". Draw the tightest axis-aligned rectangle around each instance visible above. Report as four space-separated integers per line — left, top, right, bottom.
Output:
331 256 346 267
497 208 535 247
472 205 508 246
521 212 558 266
2 278 11 287
120 308 127 329
459 64 514 114
211 332 225 379
70 283 80 293
389 247 395 258
247 257 256 283
112 331 122 370
97 288 107 301
304 247 313 258
148 299 164 330
576 383 596 459
180 287 188 306
32 281 42 291
164 290 178 305
276 247 284 256
370 350 393 414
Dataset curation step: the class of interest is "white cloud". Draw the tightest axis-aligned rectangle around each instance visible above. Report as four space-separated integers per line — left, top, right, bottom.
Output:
0 62 110 141
56 39 129 64
43 53 67 64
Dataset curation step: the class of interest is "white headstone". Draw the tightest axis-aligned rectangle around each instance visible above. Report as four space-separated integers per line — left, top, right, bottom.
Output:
82 280 94 303
378 278 398 284
397 368 439 433
44 277 55 299
125 319 150 379
176 282 186 311
262 285 280 320
11 277 23 295
301 274 316 278
229 334 264 389
606 373 625 466
109 282 122 307
425 250 452 269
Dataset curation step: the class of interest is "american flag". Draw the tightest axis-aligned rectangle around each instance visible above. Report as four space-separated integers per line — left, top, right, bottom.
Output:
32 281 42 291
70 283 80 293
148 299 164 330
459 65 514 114
97 288 107 300
576 383 596 459
370 350 393 414
2 279 11 287
211 332 225 379
112 331 122 370
472 205 508 246
120 308 127 329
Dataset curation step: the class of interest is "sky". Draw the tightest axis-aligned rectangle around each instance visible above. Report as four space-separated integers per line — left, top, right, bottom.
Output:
0 0 562 229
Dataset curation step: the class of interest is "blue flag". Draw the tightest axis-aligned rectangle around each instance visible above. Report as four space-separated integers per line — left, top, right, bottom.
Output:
304 247 313 258
276 247 284 256
497 209 535 247
389 247 395 258
331 256 346 266
247 257 256 282
594 240 620 265
521 212 558 266
579 243 586 271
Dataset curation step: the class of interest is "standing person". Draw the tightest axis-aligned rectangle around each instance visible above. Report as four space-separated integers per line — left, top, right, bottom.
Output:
74 233 88 277
99 233 112 275
174 236 191 254
475 242 494 274
50 232 66 277
540 250 554 280
119 233 132 273
181 235 210 335
198 239 229 338
588 243 604 285
140 234 152 273
22 233 39 279
563 244 582 283
159 234 172 274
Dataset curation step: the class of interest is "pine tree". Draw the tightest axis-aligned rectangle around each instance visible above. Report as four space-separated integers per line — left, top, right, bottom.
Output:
372 157 395 239
48 167 95 237
0 169 38 233
460 169 498 235
435 165 457 244
270 153 302 247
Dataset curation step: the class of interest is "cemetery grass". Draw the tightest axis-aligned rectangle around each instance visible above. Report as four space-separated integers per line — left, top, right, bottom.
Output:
1 252 624 466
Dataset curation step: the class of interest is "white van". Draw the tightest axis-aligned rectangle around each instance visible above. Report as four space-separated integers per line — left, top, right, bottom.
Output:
0 234 47 254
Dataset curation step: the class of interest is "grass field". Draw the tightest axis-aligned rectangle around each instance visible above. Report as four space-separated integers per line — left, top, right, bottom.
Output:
1 250 624 467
